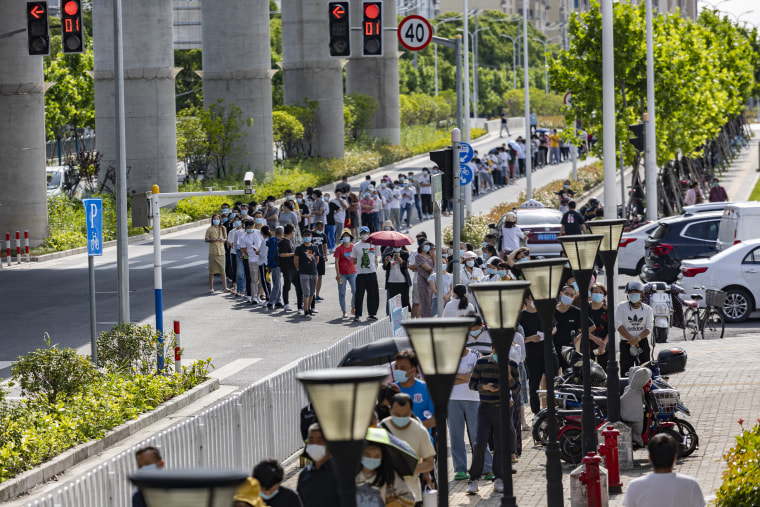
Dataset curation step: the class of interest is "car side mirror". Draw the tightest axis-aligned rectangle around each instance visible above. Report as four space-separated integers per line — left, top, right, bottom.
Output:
488 223 496 229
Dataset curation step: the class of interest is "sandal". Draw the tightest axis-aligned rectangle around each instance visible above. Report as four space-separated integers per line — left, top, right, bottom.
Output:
209 289 215 294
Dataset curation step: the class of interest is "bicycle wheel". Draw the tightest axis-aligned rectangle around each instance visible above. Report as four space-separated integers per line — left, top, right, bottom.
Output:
701 308 725 340
681 308 695 340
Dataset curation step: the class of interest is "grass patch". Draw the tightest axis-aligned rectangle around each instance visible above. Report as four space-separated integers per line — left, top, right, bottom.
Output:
749 175 760 201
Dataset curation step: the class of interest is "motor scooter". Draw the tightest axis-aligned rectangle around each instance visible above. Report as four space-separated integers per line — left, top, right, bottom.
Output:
647 282 674 343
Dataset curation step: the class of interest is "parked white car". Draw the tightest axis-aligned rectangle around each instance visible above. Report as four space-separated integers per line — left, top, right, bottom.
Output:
679 238 760 323
617 222 658 278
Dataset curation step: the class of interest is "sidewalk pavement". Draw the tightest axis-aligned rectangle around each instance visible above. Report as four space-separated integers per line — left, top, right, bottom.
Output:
282 331 760 506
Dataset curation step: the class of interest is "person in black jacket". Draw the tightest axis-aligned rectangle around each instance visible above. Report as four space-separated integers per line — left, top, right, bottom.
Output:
382 245 411 314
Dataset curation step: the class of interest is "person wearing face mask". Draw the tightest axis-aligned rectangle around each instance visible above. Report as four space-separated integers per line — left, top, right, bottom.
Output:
351 226 380 322
418 168 433 220
229 216 245 297
407 171 423 223
371 189 383 232
245 218 265 305
239 204 250 218
132 446 164 507
428 261 453 316
392 350 436 430
554 180 576 214
553 285 596 370
237 219 256 302
460 251 485 293
616 281 654 377
413 241 435 317
588 283 609 370
466 315 492 354
386 183 402 231
518 294 556 416
311 190 327 235
204 214 228 294
360 191 375 233
279 224 303 313
399 180 415 232
294 232 320 317
382 244 411 315
253 459 303 507
380 394 436 504
708 177 728 202
232 478 267 507
310 221 328 305
355 440 415 506
330 191 349 249
297 423 340 507
264 196 279 230
334 229 357 319
484 257 502 281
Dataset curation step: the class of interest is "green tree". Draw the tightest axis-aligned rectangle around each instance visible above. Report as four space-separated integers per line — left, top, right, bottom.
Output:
174 49 203 111
198 99 250 177
272 110 304 161
44 44 95 141
176 108 210 181
344 93 379 141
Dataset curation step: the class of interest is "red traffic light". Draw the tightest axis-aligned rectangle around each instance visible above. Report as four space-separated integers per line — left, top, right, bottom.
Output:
331 4 345 18
29 3 45 18
363 3 379 19
63 0 78 15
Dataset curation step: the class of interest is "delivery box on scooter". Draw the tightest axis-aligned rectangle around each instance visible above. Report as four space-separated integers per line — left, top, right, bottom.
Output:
657 348 687 375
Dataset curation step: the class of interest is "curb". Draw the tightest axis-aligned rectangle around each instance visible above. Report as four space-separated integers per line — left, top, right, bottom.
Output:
0 376 220 502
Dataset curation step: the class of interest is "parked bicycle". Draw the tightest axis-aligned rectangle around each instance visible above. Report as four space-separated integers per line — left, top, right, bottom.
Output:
682 286 725 340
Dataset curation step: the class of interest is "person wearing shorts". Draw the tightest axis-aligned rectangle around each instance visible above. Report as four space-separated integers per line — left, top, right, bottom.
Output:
294 232 321 318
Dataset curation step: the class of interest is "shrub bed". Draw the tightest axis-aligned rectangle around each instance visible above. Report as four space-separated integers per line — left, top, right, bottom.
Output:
715 420 760 507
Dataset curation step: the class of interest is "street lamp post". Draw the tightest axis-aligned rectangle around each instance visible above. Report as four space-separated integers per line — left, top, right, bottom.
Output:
499 33 517 89
401 317 476 507
531 37 549 94
517 258 567 507
587 219 627 422
129 468 249 507
470 281 531 507
558 234 604 456
433 15 462 96
522 0 532 200
297 367 389 507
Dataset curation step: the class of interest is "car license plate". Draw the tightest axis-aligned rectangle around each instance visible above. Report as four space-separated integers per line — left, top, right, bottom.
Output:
537 233 556 241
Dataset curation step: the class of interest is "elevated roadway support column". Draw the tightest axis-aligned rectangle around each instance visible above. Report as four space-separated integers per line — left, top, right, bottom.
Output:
93 0 178 195
202 0 274 178
345 0 400 144
0 2 47 246
281 0 345 159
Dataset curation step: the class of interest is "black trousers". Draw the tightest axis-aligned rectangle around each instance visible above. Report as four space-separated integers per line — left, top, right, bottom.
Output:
259 264 270 299
243 260 252 297
421 194 433 216
526 354 559 414
355 273 380 317
385 282 410 315
469 402 503 481
224 244 233 281
281 264 303 308
619 338 651 378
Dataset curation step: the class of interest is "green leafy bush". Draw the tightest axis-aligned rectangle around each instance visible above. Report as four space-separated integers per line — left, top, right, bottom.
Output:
97 323 178 375
443 213 493 246
716 420 760 506
11 335 100 404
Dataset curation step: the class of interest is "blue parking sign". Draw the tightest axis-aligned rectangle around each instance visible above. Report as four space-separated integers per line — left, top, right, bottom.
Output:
83 198 103 256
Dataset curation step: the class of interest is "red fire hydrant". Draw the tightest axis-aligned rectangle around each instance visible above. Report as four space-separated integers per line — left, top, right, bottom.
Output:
578 452 603 507
599 425 623 492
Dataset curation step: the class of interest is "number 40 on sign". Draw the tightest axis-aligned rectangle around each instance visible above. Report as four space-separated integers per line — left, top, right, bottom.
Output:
397 15 433 51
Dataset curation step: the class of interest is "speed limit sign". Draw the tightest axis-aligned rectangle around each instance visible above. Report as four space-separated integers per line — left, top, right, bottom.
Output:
397 15 433 51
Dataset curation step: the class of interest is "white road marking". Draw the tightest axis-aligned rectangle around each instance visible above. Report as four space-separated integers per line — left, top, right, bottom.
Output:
0 361 12 370
167 260 206 269
206 358 262 381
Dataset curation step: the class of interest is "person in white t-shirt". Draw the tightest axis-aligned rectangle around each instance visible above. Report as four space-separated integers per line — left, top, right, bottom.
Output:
623 433 704 507
428 267 453 316
418 169 433 219
616 280 654 378
443 284 476 317
399 182 416 231
460 251 485 293
388 185 402 231
500 212 525 254
448 347 493 481
351 226 380 322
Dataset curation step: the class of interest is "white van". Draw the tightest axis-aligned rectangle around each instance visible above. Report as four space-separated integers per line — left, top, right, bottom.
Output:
716 201 760 251
46 166 68 197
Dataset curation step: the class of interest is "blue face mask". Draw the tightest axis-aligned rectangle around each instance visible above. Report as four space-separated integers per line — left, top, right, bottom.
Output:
303 237 312 244
492 353 499 363
246 229 254 234
391 416 410 427
323 196 329 202
297 198 302 203
222 217 229 223
592 293 605 304
561 295 574 305
364 193 370 198
221 208 229 214
241 210 248 216
486 267 496 275
393 369 408 383
628 293 641 304
230 212 237 219
342 236 351 244
497 270 507 278
393 247 401 253
470 328 482 337
233 220 242 228
423 245 431 252
260 489 279 501
460 249 465 257
254 218 263 225
361 457 382 470
571 282 579 292
212 219 220 226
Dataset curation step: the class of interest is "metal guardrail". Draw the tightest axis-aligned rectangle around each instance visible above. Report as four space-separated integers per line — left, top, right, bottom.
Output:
21 312 406 507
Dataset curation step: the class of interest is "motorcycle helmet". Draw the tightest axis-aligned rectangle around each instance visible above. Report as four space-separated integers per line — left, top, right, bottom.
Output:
625 280 645 293
589 362 607 387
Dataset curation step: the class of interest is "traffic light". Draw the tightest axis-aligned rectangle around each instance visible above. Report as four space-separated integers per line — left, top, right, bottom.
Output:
362 1 382 56
61 0 84 54
26 2 50 56
328 2 350 57
628 123 645 153
429 148 454 200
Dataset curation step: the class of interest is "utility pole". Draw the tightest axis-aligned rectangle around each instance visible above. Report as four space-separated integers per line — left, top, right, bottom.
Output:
522 0 532 200
645 0 658 221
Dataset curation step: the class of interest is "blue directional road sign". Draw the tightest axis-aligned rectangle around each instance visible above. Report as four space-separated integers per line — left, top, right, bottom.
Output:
459 142 474 164
83 198 103 256
459 164 473 185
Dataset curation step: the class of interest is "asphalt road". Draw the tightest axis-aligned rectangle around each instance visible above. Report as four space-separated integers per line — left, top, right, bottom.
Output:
2 126 758 387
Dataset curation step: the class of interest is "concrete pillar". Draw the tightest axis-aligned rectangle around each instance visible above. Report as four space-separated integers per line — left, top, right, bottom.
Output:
0 1 48 246
282 0 345 159
93 0 178 195
202 0 274 178
346 0 400 144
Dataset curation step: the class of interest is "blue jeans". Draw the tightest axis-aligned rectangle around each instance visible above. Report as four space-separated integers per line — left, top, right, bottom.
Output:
268 266 282 306
372 211 381 232
325 224 336 251
448 399 493 474
338 273 357 312
235 252 246 294
413 194 423 222
400 203 413 229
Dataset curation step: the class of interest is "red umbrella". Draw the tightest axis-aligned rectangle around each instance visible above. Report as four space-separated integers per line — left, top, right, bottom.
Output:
367 230 414 247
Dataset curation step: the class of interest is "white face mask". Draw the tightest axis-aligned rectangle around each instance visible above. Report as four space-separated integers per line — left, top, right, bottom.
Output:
306 444 327 462
361 234 369 241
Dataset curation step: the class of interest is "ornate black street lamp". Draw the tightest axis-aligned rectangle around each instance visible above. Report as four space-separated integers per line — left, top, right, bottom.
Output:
129 468 249 507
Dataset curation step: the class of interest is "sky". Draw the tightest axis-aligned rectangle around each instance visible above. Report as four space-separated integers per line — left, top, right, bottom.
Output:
700 0 760 28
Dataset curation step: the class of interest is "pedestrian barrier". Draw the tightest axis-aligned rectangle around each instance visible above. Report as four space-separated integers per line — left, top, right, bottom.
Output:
19 310 407 507
3 231 30 266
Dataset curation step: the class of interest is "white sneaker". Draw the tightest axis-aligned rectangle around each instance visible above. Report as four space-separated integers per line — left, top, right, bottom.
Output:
466 481 479 495
493 478 504 493
297 308 304 314
245 296 252 303
284 304 292 311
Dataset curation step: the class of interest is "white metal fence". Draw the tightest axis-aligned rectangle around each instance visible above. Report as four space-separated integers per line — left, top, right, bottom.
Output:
22 313 406 507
